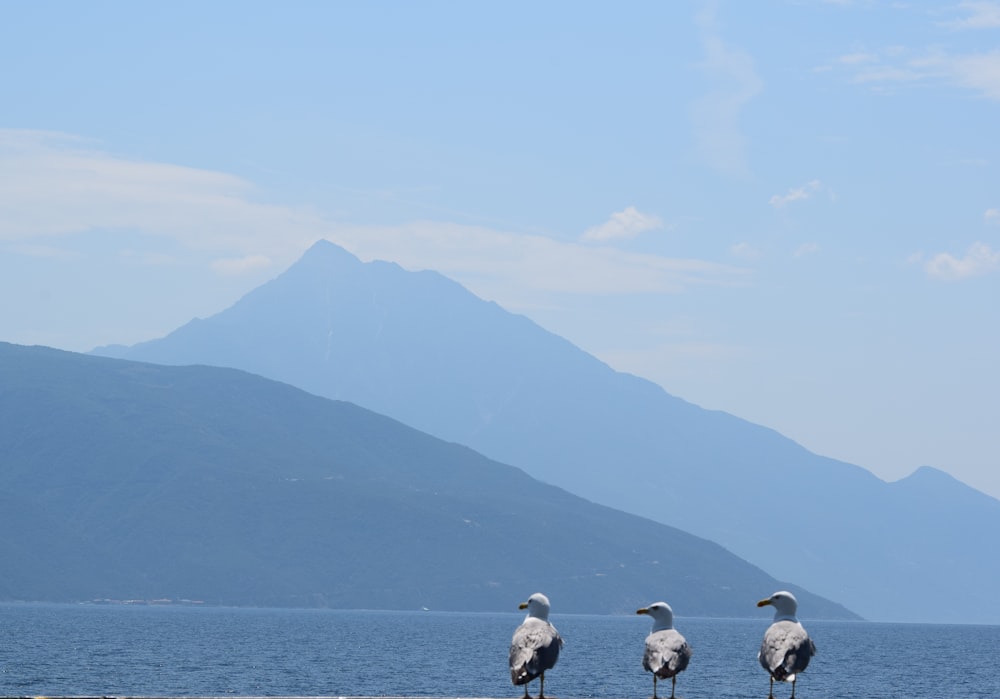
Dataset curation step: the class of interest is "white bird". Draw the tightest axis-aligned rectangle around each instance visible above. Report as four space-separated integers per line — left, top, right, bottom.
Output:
637 601 692 699
757 591 816 699
509 592 563 699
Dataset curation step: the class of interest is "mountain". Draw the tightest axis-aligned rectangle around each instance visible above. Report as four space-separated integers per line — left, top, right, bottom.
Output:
93 240 1000 624
0 341 856 618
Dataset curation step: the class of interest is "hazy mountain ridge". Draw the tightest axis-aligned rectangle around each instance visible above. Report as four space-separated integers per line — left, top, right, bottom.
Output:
0 341 857 618
92 240 1000 624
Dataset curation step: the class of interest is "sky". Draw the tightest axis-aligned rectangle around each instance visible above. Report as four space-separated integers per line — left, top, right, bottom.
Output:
2 1 999 499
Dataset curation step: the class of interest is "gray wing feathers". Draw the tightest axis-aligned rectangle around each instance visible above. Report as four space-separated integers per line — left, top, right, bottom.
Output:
510 619 562 685
643 629 692 679
758 620 816 681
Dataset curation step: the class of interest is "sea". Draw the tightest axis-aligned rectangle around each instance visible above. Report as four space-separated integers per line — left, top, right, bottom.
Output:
1 603 998 699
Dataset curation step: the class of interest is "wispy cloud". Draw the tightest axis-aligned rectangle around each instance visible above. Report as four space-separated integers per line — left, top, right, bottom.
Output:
924 241 1000 280
689 2 763 177
582 207 664 242
794 242 821 257
941 50 1000 100
838 51 880 65
986 208 1000 224
0 129 750 306
0 129 326 273
942 1 1000 30
769 180 824 208
815 1 1000 99
730 242 761 260
831 44 1000 101
330 222 750 302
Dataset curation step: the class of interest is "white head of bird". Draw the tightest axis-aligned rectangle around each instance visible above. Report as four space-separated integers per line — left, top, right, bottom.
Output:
636 602 676 632
519 593 552 621
757 591 799 622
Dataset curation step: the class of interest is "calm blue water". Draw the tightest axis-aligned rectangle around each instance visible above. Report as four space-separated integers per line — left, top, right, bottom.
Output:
1 603 998 698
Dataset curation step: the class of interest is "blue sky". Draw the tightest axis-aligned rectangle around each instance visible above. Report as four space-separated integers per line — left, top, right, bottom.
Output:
2 1 999 498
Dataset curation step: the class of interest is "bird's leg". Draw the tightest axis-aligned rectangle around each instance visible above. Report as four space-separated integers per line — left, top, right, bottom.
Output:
670 675 677 699
790 677 797 699
523 682 530 699
768 676 775 699
652 674 658 699
538 672 546 699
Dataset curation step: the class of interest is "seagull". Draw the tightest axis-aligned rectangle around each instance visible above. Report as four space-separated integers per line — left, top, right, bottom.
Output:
757 591 816 699
637 601 692 699
509 592 563 699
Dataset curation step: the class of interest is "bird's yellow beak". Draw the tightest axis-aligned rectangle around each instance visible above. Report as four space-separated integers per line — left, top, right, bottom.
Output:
519 602 528 610
636 608 649 615
757 598 772 608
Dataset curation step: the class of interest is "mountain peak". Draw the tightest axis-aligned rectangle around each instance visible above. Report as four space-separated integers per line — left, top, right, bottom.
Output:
896 465 999 504
907 464 956 482
87 240 1000 624
298 238 364 269
285 238 425 290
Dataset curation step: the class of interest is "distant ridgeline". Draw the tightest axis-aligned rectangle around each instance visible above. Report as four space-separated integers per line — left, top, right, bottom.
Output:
0 341 854 618
90 240 1000 624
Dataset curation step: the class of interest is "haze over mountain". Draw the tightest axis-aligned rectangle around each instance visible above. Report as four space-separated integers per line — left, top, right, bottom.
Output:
0 341 857 618
95 240 1000 624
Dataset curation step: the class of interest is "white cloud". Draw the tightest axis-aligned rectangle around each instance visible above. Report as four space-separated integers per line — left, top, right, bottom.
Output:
0 128 328 261
690 3 764 177
329 222 750 302
986 208 1000 224
838 51 880 65
945 50 1000 100
834 45 1000 101
851 64 928 85
582 207 664 242
0 129 750 307
943 1 1000 29
769 180 823 208
729 242 761 260
925 241 1000 280
794 242 821 257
